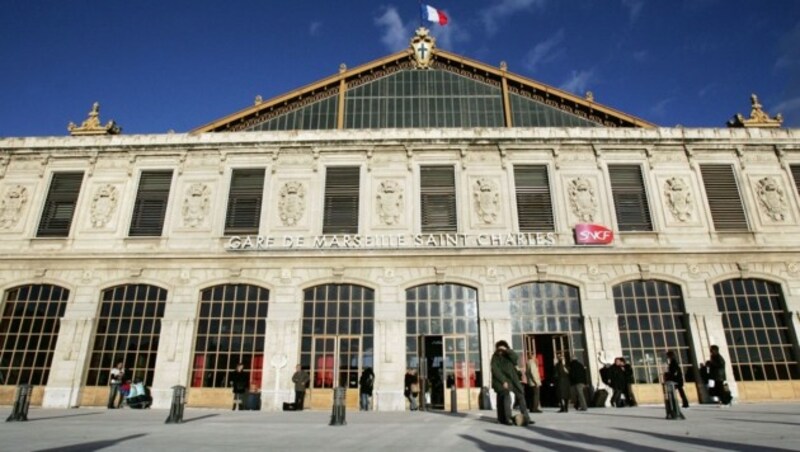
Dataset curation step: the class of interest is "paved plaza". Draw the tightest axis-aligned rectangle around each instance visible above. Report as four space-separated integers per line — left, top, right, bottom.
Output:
1 403 799 451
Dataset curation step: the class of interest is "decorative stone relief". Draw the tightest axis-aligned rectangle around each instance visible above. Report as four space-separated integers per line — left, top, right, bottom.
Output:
756 177 788 221
664 177 693 222
89 184 118 228
473 177 500 224
182 183 211 228
376 180 403 226
568 177 597 222
278 181 306 226
0 184 28 229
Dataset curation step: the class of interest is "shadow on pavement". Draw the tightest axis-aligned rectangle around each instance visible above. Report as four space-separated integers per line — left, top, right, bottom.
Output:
615 427 797 452
485 429 599 452
506 426 673 452
34 433 147 452
182 414 220 423
459 433 530 452
28 411 103 422
719 417 800 427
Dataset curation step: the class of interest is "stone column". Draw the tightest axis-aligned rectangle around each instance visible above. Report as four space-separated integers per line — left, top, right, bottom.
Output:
261 284 300 411
43 285 98 408
150 284 197 409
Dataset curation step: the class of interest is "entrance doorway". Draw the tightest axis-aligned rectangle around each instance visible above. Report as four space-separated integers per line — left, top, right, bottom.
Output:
417 335 476 410
308 335 362 409
523 334 571 408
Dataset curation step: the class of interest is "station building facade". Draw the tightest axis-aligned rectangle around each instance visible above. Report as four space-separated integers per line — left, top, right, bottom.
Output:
1 29 800 411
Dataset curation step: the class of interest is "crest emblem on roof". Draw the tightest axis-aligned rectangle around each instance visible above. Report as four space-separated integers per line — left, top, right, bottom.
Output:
411 27 436 69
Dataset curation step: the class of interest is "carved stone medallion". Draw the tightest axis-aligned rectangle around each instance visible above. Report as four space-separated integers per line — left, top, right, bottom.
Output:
90 184 118 228
756 176 788 221
278 181 306 227
376 180 403 226
664 177 693 222
473 178 500 224
0 185 28 229
182 183 210 228
568 177 597 222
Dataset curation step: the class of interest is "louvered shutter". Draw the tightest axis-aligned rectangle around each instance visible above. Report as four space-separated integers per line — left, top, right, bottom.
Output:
608 165 653 232
322 167 360 234
514 165 554 231
225 169 265 235
700 164 749 231
791 165 800 197
129 171 173 236
37 172 84 237
420 166 457 232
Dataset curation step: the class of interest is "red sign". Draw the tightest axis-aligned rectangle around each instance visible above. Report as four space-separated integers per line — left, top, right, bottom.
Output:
575 224 614 245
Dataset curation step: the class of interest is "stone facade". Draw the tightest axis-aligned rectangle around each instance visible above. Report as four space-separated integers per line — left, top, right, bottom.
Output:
1 127 800 410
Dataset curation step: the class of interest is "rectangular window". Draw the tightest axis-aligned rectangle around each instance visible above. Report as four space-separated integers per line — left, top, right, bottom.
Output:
37 172 84 237
420 166 457 233
514 165 554 231
322 166 360 234
225 169 265 235
791 164 800 197
129 170 173 237
608 164 653 231
700 164 749 231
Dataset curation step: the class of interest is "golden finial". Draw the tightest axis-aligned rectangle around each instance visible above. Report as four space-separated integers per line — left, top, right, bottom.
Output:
728 93 783 128
585 91 594 102
339 63 347 74
254 95 263 105
500 61 508 72
68 102 121 136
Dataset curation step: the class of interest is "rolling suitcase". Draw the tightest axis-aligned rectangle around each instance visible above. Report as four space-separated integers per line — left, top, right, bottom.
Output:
663 382 685 420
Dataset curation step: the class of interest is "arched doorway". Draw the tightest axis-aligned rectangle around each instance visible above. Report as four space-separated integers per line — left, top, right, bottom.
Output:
300 284 374 410
509 282 585 407
406 283 481 410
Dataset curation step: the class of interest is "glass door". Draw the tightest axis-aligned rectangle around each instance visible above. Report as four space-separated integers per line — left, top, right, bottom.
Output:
310 335 361 409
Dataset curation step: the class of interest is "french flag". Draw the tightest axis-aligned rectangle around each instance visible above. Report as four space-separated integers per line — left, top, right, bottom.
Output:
421 3 449 26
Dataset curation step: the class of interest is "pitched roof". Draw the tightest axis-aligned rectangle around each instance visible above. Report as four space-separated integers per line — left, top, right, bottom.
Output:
192 28 655 133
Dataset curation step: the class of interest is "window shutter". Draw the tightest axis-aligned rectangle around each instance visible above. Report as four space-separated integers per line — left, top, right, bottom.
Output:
225 169 265 235
514 165 554 231
420 166 457 233
129 171 173 236
700 164 748 231
791 165 800 197
37 172 84 237
608 165 653 231
323 167 360 234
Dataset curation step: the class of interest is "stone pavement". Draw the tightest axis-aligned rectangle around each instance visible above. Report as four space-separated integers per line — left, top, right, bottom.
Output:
1 403 799 451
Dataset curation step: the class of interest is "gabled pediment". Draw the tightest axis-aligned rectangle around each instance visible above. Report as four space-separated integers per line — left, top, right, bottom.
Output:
193 28 654 133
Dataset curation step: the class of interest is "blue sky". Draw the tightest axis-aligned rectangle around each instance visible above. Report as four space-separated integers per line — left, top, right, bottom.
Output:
1 0 798 136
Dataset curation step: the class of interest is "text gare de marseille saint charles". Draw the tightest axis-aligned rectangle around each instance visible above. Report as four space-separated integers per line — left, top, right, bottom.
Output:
226 232 557 250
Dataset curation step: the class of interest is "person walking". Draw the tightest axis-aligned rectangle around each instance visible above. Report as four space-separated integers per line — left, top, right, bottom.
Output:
107 361 125 409
291 364 310 410
524 351 542 413
665 351 689 408
554 353 571 413
230 363 249 411
359 367 375 411
568 355 588 411
404 369 419 411
709 345 732 406
491 340 532 426
621 357 637 406
609 358 628 407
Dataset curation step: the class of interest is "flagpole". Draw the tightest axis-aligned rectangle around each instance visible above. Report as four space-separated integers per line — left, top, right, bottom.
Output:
418 0 423 28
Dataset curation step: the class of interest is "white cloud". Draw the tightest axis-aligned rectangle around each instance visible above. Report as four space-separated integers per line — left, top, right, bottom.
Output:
559 69 595 95
480 0 546 35
621 0 644 24
649 97 674 117
375 7 412 52
773 96 800 114
524 29 565 73
309 21 322 37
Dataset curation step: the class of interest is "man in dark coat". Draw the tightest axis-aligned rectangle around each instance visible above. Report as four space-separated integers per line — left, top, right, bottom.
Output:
554 352 571 412
609 357 628 407
491 340 532 426
709 345 732 406
291 364 310 410
229 363 249 411
568 355 588 411
665 351 689 408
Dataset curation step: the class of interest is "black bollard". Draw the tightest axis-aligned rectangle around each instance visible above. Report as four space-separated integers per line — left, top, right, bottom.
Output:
6 384 31 422
329 387 347 426
165 385 186 424
663 381 685 420
450 387 458 414
478 386 492 410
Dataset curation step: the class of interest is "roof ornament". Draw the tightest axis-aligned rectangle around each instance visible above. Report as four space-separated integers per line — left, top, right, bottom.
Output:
254 95 263 105
728 94 783 128
68 102 121 136
411 27 436 69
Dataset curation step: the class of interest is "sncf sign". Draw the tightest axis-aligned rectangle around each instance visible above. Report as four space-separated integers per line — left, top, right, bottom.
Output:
574 224 614 245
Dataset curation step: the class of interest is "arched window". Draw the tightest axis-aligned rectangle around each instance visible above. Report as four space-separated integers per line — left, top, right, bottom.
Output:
85 284 166 386
0 284 69 385
714 279 799 381
613 280 692 384
406 283 480 409
300 284 374 390
509 282 585 383
191 284 269 388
